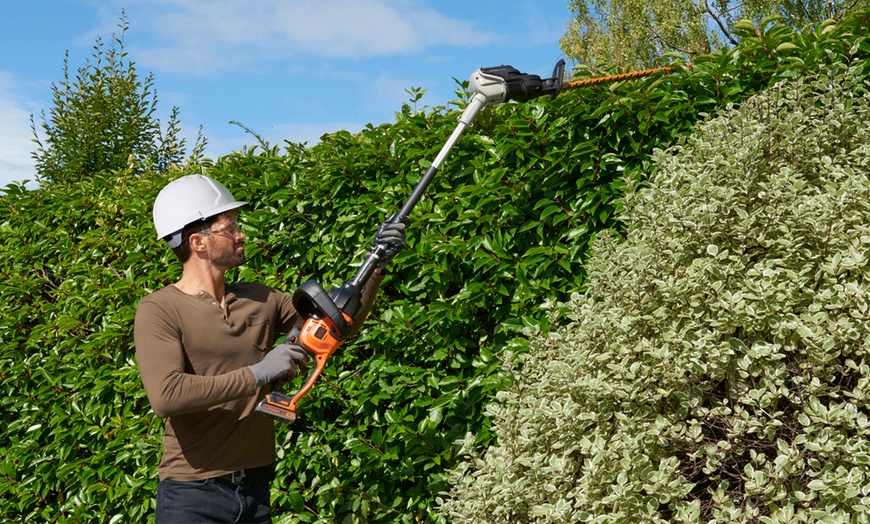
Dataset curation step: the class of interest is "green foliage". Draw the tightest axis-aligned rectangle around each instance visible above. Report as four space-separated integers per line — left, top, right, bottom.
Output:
30 15 204 186
1 10 869 524
560 0 870 69
441 49 870 524
0 171 169 522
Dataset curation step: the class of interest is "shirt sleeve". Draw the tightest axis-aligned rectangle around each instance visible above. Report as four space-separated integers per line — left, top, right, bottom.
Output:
134 298 259 418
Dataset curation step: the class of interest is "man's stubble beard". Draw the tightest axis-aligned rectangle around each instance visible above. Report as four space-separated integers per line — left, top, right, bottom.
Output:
214 243 245 269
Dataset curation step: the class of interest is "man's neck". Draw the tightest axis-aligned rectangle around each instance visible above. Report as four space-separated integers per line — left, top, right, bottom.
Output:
175 265 228 305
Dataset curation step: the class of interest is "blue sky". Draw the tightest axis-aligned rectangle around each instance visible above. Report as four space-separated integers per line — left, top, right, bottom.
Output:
0 0 573 189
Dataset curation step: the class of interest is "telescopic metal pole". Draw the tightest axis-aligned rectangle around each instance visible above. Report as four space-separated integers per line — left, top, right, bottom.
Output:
346 92 493 290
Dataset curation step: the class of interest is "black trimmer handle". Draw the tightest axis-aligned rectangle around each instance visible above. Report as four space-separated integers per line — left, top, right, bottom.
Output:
292 280 352 340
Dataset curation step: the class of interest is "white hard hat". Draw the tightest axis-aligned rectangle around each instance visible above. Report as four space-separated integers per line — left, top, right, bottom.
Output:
153 174 248 248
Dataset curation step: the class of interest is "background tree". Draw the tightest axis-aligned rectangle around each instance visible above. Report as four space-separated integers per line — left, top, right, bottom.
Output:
559 0 869 69
31 15 205 185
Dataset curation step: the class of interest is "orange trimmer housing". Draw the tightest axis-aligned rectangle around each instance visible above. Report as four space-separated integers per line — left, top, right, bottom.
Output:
255 311 353 422
255 277 359 422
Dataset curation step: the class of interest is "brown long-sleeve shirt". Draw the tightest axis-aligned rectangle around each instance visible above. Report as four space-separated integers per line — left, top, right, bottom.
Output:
134 276 381 481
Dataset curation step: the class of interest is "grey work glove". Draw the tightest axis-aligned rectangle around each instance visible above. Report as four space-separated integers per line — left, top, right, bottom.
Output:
248 343 309 387
371 214 410 269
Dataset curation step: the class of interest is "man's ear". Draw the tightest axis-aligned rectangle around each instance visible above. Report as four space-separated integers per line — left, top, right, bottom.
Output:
188 232 209 252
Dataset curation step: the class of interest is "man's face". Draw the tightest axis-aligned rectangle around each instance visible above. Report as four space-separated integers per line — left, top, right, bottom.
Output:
202 212 246 269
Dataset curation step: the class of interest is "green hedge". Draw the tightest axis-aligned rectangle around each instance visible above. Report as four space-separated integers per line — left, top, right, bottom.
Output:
1 11 868 523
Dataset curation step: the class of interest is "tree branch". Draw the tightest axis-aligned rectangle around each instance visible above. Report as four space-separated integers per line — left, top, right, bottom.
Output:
646 20 692 55
705 0 740 46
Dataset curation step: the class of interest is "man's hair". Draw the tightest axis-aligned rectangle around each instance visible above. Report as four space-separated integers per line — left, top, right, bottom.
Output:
170 213 223 263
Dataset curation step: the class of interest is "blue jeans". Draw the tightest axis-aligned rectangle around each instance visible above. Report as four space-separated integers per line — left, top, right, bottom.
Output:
155 476 271 524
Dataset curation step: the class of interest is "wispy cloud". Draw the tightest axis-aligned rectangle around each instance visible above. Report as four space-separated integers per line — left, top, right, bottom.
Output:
0 72 40 189
120 0 500 75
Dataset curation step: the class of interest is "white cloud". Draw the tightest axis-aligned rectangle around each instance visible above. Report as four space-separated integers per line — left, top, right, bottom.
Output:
0 72 40 190
121 0 499 75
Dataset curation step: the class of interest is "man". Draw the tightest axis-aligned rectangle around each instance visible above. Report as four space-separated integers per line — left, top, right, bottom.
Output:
134 174 406 523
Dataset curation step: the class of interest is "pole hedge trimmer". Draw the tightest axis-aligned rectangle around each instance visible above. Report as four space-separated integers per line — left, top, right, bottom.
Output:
255 59 682 422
